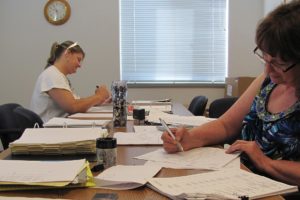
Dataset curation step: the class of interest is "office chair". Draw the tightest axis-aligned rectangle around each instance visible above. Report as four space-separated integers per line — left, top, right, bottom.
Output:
208 97 238 118
0 103 43 149
188 95 208 116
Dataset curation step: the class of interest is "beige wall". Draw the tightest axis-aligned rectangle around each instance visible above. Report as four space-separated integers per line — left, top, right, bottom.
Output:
0 0 264 108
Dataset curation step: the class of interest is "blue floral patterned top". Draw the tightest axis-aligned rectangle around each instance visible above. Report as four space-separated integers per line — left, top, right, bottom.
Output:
241 77 300 172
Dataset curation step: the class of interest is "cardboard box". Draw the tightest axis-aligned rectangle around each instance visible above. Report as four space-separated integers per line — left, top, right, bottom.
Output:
225 77 255 97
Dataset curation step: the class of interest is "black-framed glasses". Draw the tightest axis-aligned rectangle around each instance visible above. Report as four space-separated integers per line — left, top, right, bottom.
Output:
253 47 297 73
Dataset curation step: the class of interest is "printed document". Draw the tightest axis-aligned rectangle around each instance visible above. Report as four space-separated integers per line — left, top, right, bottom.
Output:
147 168 298 200
135 147 240 170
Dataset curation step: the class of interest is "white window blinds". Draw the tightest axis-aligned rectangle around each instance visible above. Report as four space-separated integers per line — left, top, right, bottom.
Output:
120 0 227 84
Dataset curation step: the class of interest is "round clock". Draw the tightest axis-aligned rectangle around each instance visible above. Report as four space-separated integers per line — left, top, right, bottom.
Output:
44 0 71 25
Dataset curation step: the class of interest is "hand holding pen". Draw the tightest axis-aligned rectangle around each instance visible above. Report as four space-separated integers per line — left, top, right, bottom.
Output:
159 118 184 152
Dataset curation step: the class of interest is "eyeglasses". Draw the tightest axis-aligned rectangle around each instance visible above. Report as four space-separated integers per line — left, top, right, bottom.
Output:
253 47 297 73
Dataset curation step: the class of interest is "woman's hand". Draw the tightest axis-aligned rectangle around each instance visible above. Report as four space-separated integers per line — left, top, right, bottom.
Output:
95 85 110 103
161 127 192 153
226 140 271 171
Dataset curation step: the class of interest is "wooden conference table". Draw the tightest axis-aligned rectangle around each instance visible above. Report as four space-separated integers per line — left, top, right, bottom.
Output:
0 103 283 200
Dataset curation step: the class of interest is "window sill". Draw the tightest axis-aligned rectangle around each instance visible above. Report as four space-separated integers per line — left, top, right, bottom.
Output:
127 82 225 88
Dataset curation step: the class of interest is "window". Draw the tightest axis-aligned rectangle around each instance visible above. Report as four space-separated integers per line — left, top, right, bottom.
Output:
120 0 228 84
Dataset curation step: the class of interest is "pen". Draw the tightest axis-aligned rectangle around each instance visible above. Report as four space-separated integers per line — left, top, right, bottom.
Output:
159 118 184 152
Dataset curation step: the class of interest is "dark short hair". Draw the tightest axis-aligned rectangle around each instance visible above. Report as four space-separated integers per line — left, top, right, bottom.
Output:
256 0 300 63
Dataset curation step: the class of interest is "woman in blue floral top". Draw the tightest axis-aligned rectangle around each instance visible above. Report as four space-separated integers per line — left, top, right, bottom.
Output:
162 0 300 186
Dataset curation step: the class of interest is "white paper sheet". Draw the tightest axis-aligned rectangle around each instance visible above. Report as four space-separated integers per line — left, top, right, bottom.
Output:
44 117 110 127
135 147 240 170
0 159 85 183
87 105 113 113
147 168 298 200
68 113 113 119
147 109 215 126
114 126 163 145
94 165 161 190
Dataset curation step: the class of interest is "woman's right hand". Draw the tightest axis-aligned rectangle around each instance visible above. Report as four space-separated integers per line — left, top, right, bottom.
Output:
161 127 190 153
95 85 110 103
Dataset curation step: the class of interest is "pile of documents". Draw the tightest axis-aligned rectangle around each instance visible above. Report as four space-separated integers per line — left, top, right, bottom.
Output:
147 168 298 200
0 159 94 191
10 128 107 155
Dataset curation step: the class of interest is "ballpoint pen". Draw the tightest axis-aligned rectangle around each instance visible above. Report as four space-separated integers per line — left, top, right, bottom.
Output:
159 118 184 152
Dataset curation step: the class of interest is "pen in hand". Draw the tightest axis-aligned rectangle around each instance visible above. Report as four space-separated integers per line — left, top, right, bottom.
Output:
159 118 184 152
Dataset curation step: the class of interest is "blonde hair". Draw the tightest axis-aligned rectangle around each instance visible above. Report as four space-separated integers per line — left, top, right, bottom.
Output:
45 41 85 68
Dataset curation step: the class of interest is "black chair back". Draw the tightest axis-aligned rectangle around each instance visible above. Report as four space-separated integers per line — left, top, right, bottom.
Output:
0 103 43 149
208 97 238 118
188 96 208 116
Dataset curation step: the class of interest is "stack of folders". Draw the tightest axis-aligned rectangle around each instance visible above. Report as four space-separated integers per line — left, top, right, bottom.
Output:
0 159 94 191
9 128 108 155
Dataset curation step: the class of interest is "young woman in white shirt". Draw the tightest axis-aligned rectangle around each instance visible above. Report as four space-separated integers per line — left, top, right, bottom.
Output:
30 41 110 122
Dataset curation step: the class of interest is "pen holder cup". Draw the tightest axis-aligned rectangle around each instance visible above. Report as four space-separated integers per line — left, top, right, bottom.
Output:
96 137 117 169
111 80 127 127
133 108 145 125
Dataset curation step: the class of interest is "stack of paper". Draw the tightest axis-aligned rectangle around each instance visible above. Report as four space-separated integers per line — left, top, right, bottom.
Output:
44 117 110 128
147 168 298 200
147 109 215 126
0 159 95 191
94 165 161 190
10 128 107 155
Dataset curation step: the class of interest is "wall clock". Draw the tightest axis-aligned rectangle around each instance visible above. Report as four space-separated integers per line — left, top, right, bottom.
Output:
44 0 71 25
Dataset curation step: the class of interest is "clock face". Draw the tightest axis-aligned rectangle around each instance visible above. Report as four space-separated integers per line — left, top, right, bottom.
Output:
44 0 71 25
47 1 67 21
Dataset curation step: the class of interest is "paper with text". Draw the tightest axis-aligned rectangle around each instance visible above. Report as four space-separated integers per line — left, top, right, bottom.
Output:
135 147 240 170
147 168 298 199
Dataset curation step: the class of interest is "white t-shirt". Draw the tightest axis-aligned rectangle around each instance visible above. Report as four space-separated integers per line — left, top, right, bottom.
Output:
30 65 78 123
